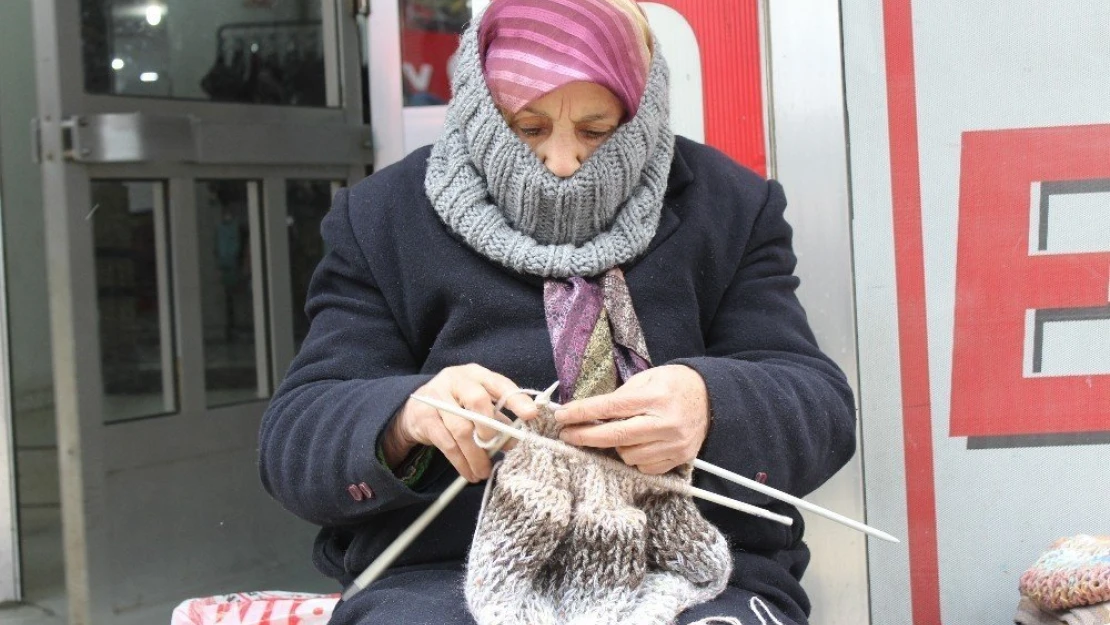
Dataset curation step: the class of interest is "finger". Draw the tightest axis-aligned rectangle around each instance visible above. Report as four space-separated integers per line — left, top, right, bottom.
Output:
423 418 476 482
453 364 538 423
442 412 493 481
500 391 540 422
638 460 679 476
616 442 666 467
559 417 658 449
472 369 540 422
454 384 500 443
554 390 643 425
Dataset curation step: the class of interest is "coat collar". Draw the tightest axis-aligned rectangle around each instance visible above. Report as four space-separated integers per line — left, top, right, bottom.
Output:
665 140 695 196
633 139 692 261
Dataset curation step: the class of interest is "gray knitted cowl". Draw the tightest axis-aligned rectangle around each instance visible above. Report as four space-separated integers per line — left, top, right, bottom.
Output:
424 19 675 278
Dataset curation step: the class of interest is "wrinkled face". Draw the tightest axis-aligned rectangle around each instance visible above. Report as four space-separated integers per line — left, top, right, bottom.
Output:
507 82 626 178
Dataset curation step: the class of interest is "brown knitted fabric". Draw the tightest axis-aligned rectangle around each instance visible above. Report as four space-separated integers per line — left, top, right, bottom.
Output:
465 407 733 625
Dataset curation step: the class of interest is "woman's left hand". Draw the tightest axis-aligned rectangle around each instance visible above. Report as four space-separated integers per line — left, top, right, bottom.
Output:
554 365 710 475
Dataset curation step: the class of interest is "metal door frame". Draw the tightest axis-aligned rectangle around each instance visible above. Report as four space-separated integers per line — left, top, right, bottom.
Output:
31 1 367 621
0 147 19 603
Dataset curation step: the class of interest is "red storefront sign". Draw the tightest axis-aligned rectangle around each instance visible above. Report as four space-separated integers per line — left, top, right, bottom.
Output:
401 28 459 105
951 125 1110 437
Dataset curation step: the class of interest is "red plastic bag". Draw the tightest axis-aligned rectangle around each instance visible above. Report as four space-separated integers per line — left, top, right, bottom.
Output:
171 591 340 625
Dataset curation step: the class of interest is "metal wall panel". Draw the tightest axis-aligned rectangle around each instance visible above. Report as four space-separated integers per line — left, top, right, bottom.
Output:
846 0 1110 622
766 2 869 622
0 131 19 603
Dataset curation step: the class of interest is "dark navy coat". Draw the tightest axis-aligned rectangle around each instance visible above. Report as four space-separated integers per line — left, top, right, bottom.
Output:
259 137 856 624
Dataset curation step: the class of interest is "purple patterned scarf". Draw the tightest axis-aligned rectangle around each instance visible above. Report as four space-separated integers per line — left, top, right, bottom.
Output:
544 267 651 403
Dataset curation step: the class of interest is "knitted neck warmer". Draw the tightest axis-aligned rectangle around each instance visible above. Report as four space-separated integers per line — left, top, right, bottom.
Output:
424 20 675 278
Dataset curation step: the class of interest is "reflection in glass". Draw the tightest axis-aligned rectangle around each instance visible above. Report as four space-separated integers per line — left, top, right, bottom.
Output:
91 181 178 422
197 180 270 407
80 0 330 106
286 180 336 350
400 0 470 106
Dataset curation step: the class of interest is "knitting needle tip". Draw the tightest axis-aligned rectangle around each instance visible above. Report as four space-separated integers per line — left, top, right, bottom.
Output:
871 530 901 544
690 459 900 544
539 380 560 403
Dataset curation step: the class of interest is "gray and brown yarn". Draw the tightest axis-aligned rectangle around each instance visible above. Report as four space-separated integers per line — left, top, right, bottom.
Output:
465 406 733 625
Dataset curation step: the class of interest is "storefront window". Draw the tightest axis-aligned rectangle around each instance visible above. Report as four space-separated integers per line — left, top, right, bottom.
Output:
80 0 332 106
286 179 338 350
399 0 471 106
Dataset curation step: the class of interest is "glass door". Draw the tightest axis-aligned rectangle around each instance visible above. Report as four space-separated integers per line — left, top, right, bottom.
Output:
31 1 366 622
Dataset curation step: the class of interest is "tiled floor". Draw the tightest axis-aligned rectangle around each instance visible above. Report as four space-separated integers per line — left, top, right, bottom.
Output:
4 406 64 623
3 406 331 624
1 504 330 625
1 507 65 625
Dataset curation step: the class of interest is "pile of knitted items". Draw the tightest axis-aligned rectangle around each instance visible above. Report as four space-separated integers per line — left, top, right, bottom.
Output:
1014 535 1110 625
463 269 733 624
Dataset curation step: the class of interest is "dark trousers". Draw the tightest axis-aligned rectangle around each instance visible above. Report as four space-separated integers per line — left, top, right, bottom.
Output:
329 569 804 625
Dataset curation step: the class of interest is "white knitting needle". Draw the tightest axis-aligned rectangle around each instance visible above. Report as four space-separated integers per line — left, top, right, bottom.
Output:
691 459 900 543
538 399 899 544
410 395 794 527
540 400 900 544
415 395 900 543
341 382 560 601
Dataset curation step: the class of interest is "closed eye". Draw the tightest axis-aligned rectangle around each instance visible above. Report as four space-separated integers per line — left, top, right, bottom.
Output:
579 128 614 141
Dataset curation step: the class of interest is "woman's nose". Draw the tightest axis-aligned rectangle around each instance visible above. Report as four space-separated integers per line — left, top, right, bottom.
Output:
541 134 583 178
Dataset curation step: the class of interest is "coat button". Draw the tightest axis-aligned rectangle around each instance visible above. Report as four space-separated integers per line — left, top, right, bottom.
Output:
347 484 364 501
358 482 374 500
755 471 768 484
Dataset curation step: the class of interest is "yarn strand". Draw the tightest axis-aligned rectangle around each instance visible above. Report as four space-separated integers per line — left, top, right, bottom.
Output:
410 394 793 526
342 384 560 600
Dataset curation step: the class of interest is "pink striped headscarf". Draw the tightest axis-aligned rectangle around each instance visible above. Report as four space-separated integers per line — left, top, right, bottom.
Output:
478 0 652 118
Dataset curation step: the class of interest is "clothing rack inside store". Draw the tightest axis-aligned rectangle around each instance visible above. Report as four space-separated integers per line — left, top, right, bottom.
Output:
214 20 323 61
203 20 326 106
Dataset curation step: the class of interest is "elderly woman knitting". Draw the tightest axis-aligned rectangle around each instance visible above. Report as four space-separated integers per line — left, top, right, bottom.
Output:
259 0 856 623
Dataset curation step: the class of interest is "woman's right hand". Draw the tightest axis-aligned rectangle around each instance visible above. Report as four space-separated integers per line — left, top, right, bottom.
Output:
382 364 539 482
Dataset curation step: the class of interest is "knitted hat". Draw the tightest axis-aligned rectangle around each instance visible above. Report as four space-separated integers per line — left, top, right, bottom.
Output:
1020 535 1110 611
478 0 653 117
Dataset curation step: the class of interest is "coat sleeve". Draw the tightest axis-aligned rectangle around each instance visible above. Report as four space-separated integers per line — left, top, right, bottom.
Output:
259 188 444 527
671 180 857 506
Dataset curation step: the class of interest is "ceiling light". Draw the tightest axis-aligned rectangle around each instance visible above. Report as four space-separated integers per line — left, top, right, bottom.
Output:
111 58 125 70
140 72 159 82
145 4 164 26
